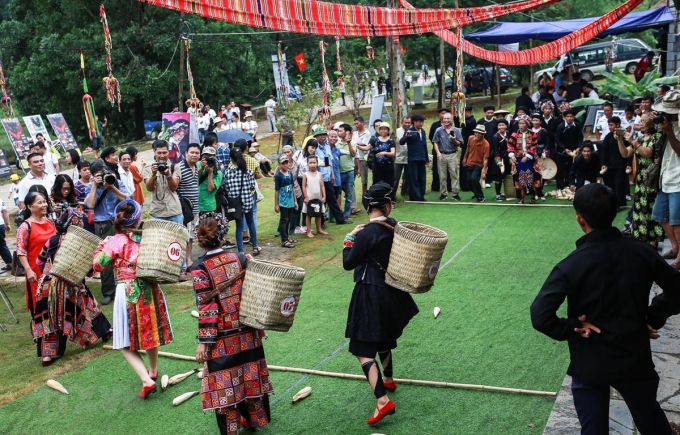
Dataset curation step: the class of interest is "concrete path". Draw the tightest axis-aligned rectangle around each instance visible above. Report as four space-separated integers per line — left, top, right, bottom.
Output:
543 240 680 434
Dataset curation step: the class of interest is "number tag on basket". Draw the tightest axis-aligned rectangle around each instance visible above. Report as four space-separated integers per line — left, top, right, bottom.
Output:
167 242 182 262
280 296 297 317
428 261 440 280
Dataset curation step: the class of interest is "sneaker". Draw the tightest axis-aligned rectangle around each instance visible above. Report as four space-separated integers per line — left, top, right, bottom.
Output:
243 236 251 245
439 194 447 201
223 240 236 249
452 194 461 202
295 226 308 235
626 195 631 201
477 197 486 203
485 183 491 188
274 232 280 237
495 195 503 202
500 194 506 200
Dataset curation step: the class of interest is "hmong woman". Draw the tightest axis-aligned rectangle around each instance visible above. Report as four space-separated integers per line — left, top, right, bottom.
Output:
16 191 60 366
342 182 419 425
191 213 273 435
489 119 511 202
531 114 550 201
93 200 173 399
33 207 112 355
508 115 539 204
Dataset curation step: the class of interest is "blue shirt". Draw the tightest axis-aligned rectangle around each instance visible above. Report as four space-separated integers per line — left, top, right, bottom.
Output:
85 181 129 222
399 128 428 162
274 170 295 208
329 145 342 187
315 142 333 183
216 144 230 168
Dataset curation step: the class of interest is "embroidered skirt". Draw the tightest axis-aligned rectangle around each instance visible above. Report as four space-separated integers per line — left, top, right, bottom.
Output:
113 281 173 351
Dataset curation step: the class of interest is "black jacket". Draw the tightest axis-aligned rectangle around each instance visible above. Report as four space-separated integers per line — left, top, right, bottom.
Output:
514 94 536 113
531 227 680 384
569 154 599 187
555 121 583 153
540 115 561 151
600 132 628 169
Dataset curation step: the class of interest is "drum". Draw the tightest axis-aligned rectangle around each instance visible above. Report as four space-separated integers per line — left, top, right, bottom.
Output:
51 226 102 285
239 260 306 332
136 220 188 283
385 222 448 294
536 157 557 180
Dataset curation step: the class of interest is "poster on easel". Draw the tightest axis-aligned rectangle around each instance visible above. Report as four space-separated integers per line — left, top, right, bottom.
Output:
0 118 29 173
23 115 63 155
159 112 198 164
46 113 79 152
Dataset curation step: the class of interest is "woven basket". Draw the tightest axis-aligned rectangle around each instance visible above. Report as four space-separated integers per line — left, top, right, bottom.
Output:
385 221 448 294
51 225 102 285
503 175 516 199
239 260 305 332
136 220 188 284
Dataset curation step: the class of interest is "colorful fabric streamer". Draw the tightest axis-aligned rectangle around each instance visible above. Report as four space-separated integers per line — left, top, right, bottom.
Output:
335 36 343 90
399 0 645 66
99 5 121 111
184 39 200 108
451 29 466 124
0 61 13 119
80 50 98 138
140 0 561 36
277 41 289 109
318 41 331 129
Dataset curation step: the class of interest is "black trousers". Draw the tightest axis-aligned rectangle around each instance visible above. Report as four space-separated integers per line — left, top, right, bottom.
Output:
555 153 573 190
278 207 294 243
466 165 484 199
372 162 395 201
94 220 116 299
603 166 628 207
407 161 426 201
394 163 409 197
323 181 345 223
571 373 672 435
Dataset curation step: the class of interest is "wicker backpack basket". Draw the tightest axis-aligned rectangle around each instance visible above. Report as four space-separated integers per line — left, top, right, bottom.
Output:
239 260 305 332
51 225 102 285
136 220 188 283
385 221 448 294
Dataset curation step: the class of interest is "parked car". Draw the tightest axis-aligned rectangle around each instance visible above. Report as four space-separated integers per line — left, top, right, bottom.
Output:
533 38 654 83
445 66 514 99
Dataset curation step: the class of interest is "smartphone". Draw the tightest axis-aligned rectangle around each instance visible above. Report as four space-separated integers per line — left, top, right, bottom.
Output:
324 156 330 167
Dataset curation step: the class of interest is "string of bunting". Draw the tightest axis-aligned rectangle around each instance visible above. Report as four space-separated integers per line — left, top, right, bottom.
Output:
184 38 200 108
79 49 98 140
99 5 122 111
140 0 561 36
399 0 644 66
0 61 13 119
318 41 331 128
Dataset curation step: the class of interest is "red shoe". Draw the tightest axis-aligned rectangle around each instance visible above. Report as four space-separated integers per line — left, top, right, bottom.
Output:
138 384 157 399
239 416 251 428
383 381 397 392
147 370 158 381
366 400 395 425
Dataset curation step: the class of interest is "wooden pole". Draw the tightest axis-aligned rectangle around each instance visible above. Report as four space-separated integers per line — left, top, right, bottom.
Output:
178 15 185 110
529 14 534 93
102 346 556 397
438 0 445 109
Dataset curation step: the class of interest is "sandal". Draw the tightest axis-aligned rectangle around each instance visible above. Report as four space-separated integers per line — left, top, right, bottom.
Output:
252 247 262 256
282 240 295 248
289 239 298 244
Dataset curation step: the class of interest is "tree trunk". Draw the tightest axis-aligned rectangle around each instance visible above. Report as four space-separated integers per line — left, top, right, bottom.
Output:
134 94 146 140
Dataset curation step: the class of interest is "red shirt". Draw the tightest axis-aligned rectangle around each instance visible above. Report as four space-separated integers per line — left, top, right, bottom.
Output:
634 56 652 79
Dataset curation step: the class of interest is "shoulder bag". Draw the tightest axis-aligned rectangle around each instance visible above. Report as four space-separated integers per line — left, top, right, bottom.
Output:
642 133 666 189
223 170 245 221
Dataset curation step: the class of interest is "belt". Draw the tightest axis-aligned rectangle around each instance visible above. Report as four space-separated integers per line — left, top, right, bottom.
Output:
441 151 457 155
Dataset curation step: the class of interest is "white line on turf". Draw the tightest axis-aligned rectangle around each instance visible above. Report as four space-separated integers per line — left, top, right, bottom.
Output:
439 207 512 271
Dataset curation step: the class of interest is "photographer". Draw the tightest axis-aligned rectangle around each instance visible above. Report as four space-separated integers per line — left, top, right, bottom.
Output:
198 146 223 216
143 140 183 224
651 91 680 269
85 160 129 305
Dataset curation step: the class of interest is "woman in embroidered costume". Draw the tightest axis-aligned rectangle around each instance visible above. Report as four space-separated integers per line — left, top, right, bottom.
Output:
93 200 173 399
342 182 419 426
31 207 112 363
531 114 550 201
190 213 273 435
508 115 539 204
16 192 60 366
489 119 511 202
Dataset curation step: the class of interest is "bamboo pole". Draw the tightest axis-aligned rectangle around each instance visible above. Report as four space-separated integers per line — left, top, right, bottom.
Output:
103 346 556 397
404 200 581 208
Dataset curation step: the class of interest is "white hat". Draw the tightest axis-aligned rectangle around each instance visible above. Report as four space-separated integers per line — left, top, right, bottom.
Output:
652 90 680 114
244 111 253 118
333 121 343 130
378 122 391 131
473 124 486 134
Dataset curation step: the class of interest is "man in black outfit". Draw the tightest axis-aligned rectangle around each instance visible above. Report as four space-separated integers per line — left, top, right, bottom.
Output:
539 101 561 154
599 116 628 209
568 141 599 191
454 106 476 192
554 109 583 194
566 73 584 102
514 87 536 113
531 183 680 435
429 108 451 193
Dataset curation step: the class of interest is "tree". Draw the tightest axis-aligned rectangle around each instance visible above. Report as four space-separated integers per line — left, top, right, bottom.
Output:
600 68 677 101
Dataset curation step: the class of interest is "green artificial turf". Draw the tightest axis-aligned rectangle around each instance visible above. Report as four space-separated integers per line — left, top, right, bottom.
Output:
0 203 593 434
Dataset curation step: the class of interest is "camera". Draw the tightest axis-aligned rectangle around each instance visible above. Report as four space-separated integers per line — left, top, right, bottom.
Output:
615 128 626 138
654 112 671 125
99 169 117 185
156 161 168 173
205 157 216 168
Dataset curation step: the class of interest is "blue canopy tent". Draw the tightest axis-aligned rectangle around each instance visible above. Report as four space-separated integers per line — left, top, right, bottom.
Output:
465 7 675 44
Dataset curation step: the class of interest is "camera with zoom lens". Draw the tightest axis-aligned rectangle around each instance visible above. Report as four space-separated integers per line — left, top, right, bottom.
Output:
654 112 671 125
205 157 216 168
100 169 117 185
156 161 168 173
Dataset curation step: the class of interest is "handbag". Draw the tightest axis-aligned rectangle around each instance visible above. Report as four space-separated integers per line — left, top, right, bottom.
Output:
254 181 265 202
223 171 245 221
642 134 666 189
178 195 194 225
306 198 324 217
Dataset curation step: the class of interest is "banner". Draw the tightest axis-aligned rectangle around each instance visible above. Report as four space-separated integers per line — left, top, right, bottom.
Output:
159 112 199 164
1 118 30 173
271 54 292 101
46 113 79 152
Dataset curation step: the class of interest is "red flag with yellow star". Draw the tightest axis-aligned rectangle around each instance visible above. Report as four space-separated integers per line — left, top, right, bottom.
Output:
294 52 306 72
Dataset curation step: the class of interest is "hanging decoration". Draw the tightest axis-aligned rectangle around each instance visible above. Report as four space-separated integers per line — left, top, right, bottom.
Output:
399 0 644 66
366 37 375 60
277 41 289 109
334 36 343 89
318 41 331 129
0 61 13 119
80 49 98 140
184 38 200 109
140 0 561 37
451 29 466 124
99 5 122 111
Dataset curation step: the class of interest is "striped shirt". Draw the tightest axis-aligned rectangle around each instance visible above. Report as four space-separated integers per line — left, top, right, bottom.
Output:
176 160 200 214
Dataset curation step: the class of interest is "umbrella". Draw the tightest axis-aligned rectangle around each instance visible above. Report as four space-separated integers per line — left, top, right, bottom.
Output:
216 129 252 143
569 98 609 108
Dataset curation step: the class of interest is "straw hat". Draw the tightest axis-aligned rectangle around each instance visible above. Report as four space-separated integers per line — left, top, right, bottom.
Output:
473 124 486 134
652 90 680 114
378 121 391 131
244 111 253 118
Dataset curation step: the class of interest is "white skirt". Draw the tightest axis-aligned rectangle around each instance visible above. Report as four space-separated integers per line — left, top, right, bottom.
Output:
112 283 130 349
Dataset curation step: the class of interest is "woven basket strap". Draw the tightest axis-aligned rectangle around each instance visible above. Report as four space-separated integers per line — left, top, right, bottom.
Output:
197 269 246 304
365 220 396 232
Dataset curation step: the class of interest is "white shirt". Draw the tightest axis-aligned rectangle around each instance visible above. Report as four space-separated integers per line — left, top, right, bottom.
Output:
17 171 56 204
229 121 243 131
197 116 209 130
207 109 217 120
42 151 59 175
395 127 408 164
620 116 635 132
118 167 135 197
352 130 372 159
265 99 277 113
596 115 611 137
9 183 19 200
660 123 680 193
531 91 541 103
243 120 257 135
587 90 599 99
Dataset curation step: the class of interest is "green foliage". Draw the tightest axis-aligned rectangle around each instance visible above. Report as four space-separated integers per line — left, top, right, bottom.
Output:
600 67 676 101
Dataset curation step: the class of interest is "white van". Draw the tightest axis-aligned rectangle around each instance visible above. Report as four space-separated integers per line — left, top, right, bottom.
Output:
533 38 654 83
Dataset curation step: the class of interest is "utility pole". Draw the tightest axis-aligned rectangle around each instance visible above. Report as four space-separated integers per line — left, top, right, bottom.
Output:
178 14 185 110
529 13 534 93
